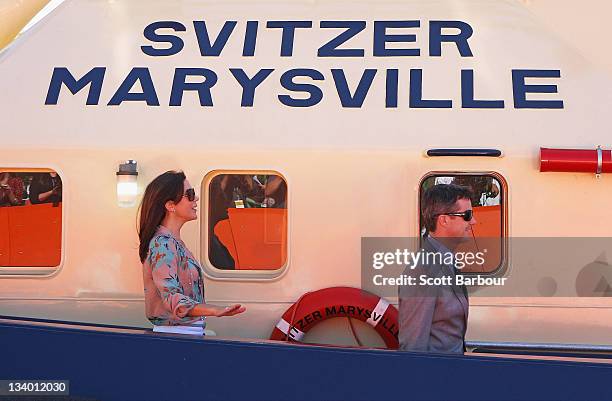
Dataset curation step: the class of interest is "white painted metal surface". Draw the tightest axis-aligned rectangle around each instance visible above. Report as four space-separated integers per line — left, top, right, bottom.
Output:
1 0 612 347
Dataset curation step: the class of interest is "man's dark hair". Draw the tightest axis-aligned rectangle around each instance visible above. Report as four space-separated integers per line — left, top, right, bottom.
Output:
421 183 474 233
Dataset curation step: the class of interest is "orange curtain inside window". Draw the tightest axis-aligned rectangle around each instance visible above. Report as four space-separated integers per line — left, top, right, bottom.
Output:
456 205 502 273
0 203 62 267
214 208 287 270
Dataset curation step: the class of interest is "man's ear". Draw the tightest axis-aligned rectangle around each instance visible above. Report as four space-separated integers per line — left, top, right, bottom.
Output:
431 215 441 232
165 200 176 213
437 215 447 228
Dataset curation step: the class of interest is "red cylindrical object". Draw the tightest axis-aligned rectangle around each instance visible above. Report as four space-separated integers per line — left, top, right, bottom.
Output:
540 147 612 173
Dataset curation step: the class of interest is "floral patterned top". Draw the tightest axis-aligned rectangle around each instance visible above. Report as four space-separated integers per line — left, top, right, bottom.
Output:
0 177 24 206
142 226 205 327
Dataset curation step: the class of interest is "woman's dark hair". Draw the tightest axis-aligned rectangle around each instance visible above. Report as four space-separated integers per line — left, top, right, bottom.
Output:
138 170 186 263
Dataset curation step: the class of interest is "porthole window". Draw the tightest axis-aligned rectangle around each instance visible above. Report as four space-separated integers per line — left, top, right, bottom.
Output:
420 173 506 274
203 171 287 277
0 168 63 273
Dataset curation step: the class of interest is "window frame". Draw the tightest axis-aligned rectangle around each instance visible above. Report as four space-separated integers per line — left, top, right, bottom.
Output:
200 169 290 281
418 171 508 276
0 166 66 277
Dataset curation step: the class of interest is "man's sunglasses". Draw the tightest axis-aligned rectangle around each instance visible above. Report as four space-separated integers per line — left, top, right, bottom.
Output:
184 188 196 202
435 209 473 221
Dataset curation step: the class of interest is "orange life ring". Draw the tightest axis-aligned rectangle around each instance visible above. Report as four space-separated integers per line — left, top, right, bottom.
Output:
269 287 399 349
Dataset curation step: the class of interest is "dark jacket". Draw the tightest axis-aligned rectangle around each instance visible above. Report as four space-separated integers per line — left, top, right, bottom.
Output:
29 174 62 205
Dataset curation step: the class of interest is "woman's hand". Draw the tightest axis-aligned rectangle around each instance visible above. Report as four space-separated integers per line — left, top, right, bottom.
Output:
37 189 55 202
214 304 246 317
188 303 246 318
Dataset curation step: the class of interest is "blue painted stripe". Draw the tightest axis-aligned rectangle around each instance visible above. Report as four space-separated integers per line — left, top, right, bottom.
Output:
1 318 611 400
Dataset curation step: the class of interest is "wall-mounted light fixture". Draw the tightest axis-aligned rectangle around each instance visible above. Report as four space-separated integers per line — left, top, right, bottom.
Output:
116 160 138 207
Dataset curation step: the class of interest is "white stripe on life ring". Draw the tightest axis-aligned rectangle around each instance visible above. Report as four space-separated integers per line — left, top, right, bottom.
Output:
275 318 305 342
366 298 390 327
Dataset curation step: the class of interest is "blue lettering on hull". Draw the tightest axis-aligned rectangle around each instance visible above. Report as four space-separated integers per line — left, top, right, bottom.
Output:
44 19 564 109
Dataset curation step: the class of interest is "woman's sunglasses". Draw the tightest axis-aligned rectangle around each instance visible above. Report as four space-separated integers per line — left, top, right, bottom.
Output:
435 209 473 221
184 188 196 202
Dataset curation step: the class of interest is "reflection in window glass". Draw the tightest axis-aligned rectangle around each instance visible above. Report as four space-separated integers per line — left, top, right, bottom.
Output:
208 173 287 271
421 174 504 274
0 170 62 267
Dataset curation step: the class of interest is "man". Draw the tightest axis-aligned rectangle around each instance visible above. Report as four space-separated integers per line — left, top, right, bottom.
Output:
399 184 476 353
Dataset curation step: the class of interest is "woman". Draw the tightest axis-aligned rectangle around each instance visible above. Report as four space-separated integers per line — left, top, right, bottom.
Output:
29 172 62 205
0 172 24 207
138 171 245 335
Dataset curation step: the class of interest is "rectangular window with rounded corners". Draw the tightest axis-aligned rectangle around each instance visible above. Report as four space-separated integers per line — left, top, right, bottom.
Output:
0 168 62 272
419 173 506 274
202 171 287 277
